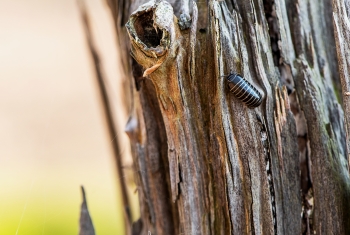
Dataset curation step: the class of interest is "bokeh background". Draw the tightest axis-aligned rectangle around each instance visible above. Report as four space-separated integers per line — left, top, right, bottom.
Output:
0 0 135 234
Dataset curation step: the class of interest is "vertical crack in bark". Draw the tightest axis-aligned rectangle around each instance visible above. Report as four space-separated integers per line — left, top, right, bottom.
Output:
256 113 276 235
263 1 313 233
132 57 145 90
301 180 314 235
263 0 281 67
260 1 281 234
290 91 314 235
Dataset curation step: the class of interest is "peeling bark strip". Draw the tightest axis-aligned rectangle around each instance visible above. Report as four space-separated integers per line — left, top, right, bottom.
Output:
105 0 350 234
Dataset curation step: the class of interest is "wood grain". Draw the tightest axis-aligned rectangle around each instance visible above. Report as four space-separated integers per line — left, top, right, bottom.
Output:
106 0 350 234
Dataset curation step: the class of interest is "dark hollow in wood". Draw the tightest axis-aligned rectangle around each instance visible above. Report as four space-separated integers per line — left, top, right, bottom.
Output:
134 11 163 48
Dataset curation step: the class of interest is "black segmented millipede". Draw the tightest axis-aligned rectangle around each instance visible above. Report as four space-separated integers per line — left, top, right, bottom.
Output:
226 73 263 108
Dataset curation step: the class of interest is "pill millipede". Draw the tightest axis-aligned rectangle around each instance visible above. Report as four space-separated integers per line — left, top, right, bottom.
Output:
226 73 263 108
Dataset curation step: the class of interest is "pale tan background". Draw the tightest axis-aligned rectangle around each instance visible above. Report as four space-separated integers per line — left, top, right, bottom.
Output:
0 0 133 234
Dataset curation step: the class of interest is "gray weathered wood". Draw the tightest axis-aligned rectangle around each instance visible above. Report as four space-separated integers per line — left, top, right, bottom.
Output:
107 0 350 234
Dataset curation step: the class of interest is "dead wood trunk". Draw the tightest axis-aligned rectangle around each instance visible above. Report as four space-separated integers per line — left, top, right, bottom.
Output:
106 0 350 234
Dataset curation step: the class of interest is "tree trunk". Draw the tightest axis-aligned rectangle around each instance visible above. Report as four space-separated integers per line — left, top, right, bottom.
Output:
107 0 350 234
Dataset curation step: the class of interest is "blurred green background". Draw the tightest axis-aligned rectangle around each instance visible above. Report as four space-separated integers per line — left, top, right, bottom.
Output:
0 0 135 234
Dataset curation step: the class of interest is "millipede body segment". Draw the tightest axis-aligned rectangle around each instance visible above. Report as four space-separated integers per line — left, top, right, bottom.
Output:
226 73 262 108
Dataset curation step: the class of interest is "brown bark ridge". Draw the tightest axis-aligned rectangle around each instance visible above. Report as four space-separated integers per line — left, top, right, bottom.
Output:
107 0 350 234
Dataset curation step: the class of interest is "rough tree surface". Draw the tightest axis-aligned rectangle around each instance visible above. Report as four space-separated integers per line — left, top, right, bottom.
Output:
106 0 350 234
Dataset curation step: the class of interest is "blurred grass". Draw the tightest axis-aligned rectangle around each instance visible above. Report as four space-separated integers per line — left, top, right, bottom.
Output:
0 0 135 234
0 168 125 235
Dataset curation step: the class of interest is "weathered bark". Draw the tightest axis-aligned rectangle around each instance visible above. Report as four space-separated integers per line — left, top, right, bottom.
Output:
107 0 350 234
